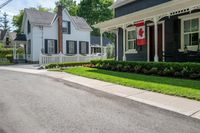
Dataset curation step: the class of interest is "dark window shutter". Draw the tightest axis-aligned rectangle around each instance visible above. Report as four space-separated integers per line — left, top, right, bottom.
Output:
74 41 77 54
68 21 71 34
66 41 69 54
45 39 48 54
79 42 82 54
28 21 31 33
86 42 89 54
54 40 58 54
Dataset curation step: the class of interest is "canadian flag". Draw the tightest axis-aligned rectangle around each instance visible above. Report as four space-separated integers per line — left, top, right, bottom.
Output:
134 21 146 46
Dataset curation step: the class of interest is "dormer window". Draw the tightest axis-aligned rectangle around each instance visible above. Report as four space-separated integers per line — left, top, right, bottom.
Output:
63 21 71 34
28 20 31 33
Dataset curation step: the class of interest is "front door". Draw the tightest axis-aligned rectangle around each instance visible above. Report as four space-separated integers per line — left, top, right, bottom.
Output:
148 23 163 62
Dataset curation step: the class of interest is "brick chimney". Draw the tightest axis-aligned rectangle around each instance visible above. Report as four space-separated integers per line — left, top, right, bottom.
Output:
56 2 63 53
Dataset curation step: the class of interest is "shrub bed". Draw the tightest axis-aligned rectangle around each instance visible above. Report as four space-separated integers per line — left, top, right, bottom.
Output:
0 48 13 57
45 62 90 69
90 60 200 80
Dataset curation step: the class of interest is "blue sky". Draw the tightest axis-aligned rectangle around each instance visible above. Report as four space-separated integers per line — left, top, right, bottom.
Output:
0 0 81 30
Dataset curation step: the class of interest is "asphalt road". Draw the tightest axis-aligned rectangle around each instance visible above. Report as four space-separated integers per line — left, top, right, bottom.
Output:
0 70 200 133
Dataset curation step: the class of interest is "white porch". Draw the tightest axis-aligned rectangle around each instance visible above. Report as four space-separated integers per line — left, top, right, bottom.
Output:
94 0 200 62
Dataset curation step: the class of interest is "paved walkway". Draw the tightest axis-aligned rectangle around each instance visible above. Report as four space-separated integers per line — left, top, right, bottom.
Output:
0 65 200 120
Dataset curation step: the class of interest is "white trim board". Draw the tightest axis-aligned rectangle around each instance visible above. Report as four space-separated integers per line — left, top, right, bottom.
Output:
179 12 200 51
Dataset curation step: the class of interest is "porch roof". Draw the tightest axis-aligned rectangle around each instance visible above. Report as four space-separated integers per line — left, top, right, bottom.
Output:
94 0 200 31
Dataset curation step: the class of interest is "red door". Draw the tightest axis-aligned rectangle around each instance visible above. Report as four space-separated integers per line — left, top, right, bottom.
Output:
149 24 163 62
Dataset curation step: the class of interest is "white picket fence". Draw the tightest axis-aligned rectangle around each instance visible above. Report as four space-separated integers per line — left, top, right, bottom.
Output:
39 53 106 65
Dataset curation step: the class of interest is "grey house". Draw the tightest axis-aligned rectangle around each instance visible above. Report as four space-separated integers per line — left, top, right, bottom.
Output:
94 0 200 62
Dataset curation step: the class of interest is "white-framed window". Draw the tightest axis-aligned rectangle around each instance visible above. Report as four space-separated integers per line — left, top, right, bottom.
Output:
183 18 199 46
66 41 76 54
48 40 56 54
80 41 89 55
63 20 71 34
27 40 31 54
180 13 200 51
126 28 137 53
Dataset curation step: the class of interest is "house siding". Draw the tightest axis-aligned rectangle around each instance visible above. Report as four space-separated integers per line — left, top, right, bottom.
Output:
126 47 147 61
62 10 91 55
115 0 171 17
32 21 58 62
164 16 181 62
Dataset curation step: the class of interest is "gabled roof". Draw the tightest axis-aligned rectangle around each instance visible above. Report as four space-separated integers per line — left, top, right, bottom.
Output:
14 34 27 41
110 0 136 9
91 36 112 46
24 8 56 26
71 16 92 31
23 8 92 31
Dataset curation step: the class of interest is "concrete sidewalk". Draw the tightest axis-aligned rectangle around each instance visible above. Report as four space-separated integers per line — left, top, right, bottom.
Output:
0 66 200 120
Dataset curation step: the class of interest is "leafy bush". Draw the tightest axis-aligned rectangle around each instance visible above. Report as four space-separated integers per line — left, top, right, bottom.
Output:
0 43 4 49
5 54 13 63
45 62 90 69
0 48 13 58
90 60 200 80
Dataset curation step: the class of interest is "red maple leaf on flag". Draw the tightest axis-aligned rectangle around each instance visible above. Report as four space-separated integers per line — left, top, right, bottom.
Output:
139 28 144 37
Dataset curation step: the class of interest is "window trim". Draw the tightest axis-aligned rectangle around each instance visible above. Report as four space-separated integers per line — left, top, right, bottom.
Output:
126 27 138 54
180 12 200 51
27 40 31 54
66 40 77 55
63 20 71 34
79 41 89 55
45 39 58 54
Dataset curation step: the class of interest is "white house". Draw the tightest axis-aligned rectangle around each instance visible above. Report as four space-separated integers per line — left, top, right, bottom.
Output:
0 29 17 47
21 5 92 63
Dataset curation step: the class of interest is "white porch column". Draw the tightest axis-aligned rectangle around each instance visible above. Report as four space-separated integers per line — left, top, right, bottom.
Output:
154 17 159 62
100 30 104 59
123 26 126 61
13 42 17 61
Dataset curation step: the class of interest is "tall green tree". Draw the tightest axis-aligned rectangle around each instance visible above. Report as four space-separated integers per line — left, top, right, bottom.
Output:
0 12 10 30
12 10 24 33
78 0 114 36
12 6 52 33
57 0 78 16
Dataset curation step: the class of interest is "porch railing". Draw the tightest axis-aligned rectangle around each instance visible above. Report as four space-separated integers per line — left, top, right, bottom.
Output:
39 53 106 65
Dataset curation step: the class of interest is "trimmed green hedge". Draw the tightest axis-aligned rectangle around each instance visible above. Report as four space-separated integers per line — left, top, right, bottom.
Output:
45 62 90 69
0 48 13 58
90 60 200 80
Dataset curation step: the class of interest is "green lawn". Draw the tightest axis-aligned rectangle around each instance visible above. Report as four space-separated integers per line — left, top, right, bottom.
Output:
63 67 200 101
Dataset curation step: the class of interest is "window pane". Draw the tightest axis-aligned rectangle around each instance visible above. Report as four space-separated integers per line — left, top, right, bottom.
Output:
128 30 136 40
191 18 199 32
81 42 87 54
184 34 190 46
63 21 68 28
128 41 135 50
192 33 199 46
48 40 55 54
184 20 190 33
68 41 75 54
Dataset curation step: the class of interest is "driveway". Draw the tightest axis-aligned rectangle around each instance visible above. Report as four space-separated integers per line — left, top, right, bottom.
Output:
0 70 200 133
